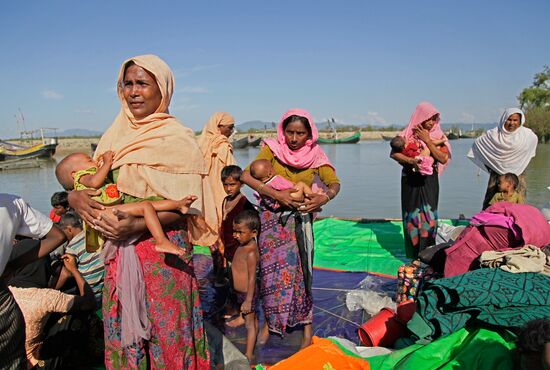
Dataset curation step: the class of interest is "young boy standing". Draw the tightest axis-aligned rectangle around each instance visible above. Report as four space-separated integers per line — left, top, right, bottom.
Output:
220 165 255 264
230 209 260 363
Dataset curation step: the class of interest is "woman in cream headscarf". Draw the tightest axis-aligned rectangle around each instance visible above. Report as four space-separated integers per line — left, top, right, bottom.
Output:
68 55 213 369
197 112 236 282
468 108 538 209
197 112 237 220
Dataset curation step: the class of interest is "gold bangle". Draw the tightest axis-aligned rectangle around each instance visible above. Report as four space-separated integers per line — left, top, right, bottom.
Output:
258 183 266 194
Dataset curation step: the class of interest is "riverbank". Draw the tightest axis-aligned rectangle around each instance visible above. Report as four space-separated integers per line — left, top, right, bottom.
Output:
49 130 400 158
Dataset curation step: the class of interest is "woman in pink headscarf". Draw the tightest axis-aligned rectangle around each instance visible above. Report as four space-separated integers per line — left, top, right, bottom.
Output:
242 109 340 348
390 102 450 259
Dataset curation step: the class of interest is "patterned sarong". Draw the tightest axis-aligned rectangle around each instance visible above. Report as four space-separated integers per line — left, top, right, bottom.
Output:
411 268 550 340
0 282 26 370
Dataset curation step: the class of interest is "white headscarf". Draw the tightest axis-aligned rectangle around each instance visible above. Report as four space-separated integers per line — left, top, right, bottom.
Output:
467 108 538 175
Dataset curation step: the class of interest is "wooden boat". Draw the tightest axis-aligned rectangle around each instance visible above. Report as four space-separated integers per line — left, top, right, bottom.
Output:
232 136 249 149
459 131 477 139
248 136 262 147
446 132 459 140
0 138 58 160
317 131 361 144
0 128 59 161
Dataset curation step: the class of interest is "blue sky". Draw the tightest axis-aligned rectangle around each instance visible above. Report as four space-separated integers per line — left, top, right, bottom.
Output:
1 0 549 138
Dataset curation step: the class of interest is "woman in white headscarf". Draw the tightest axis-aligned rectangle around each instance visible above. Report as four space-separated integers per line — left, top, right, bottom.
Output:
468 108 538 209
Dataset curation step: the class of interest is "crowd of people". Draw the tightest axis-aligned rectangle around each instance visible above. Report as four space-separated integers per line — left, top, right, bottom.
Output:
0 54 548 370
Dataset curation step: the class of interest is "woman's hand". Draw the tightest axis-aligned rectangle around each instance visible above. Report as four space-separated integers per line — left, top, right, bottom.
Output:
275 188 303 210
68 189 104 225
300 192 328 213
413 126 431 143
93 208 142 241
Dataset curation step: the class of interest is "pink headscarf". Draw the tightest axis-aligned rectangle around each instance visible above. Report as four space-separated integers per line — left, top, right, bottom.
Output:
399 102 451 174
263 109 333 170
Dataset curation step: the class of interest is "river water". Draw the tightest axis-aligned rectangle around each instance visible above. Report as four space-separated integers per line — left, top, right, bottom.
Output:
1 139 549 219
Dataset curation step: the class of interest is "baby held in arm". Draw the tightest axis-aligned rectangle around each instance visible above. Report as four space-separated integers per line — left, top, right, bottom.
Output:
55 151 197 256
390 136 447 175
249 159 323 202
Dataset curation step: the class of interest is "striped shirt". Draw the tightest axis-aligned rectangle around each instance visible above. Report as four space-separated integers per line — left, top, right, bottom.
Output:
65 231 104 302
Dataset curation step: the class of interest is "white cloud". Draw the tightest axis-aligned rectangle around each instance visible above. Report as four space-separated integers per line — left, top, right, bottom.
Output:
171 103 200 112
42 90 63 100
177 86 209 94
351 112 387 125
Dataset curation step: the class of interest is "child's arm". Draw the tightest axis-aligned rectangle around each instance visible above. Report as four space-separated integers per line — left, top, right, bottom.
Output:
79 151 114 189
241 247 258 314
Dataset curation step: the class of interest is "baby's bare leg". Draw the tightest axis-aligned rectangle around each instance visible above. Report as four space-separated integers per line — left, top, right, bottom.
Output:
295 181 316 197
115 202 184 256
289 182 307 201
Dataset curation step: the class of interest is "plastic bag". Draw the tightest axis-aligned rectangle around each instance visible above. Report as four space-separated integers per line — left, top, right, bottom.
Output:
346 276 395 315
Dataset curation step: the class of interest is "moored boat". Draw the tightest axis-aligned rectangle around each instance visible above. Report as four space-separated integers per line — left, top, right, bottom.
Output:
318 131 361 144
248 136 262 147
232 136 249 149
0 138 58 160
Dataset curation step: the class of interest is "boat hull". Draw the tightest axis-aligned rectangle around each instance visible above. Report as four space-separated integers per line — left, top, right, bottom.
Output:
318 132 361 144
0 142 57 160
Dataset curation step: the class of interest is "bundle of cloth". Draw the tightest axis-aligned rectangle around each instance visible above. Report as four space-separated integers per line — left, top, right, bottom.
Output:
408 268 550 341
443 202 550 278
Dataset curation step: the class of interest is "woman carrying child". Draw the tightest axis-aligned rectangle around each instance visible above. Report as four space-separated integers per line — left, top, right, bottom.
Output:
68 55 213 369
390 102 450 259
242 108 340 348
468 107 538 209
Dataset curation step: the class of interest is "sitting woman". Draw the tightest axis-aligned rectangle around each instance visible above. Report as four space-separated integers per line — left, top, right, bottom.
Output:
8 240 96 369
468 108 538 209
68 55 213 369
241 109 340 348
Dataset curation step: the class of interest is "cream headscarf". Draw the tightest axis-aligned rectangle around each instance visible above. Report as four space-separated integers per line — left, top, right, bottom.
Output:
468 108 538 176
197 112 237 223
94 54 218 245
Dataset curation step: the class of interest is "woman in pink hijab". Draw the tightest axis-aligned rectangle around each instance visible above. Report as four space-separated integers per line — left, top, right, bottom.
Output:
242 109 340 348
390 102 450 259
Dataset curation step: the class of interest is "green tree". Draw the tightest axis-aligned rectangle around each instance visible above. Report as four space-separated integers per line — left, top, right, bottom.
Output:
518 66 550 143
518 66 550 110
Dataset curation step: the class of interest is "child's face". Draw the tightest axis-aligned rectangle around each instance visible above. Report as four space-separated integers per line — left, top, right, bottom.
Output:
498 176 513 192
223 177 242 197
232 222 257 245
53 205 68 217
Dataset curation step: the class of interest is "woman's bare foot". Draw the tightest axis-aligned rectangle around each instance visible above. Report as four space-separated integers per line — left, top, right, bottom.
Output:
155 240 185 256
177 195 197 214
257 322 270 344
226 315 245 327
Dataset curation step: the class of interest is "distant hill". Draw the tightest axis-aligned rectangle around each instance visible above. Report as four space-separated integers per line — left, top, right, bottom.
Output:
46 128 103 137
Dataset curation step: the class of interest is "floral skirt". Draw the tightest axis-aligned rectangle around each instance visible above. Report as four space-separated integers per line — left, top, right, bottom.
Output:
401 171 439 259
103 226 210 369
258 204 313 336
